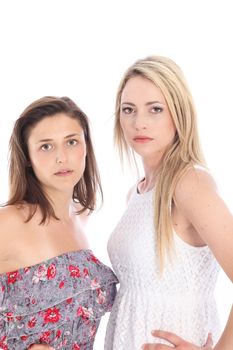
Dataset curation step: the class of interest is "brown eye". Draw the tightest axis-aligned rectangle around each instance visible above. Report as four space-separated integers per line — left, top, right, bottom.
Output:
67 139 78 146
41 143 53 151
151 106 163 113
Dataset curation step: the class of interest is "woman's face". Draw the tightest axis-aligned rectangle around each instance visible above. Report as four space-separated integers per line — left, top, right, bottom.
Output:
119 76 176 162
27 113 86 197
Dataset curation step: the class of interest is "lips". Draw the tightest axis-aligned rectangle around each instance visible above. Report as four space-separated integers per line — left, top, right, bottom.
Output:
133 136 153 142
54 169 73 176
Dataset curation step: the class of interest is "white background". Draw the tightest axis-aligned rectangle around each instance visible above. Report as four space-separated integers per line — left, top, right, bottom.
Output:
0 1 232 348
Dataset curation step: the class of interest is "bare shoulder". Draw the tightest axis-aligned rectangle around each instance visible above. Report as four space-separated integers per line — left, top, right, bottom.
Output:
0 205 27 259
174 166 218 203
0 205 23 224
174 166 233 282
0 205 27 234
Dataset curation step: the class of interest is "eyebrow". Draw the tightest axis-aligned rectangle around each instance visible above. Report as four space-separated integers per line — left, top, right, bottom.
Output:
36 133 81 144
121 101 165 106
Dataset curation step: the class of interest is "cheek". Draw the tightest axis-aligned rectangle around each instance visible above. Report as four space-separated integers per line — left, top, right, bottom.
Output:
120 118 131 139
77 145 86 158
30 153 51 168
120 116 127 130
161 117 176 139
29 153 55 180
73 148 86 166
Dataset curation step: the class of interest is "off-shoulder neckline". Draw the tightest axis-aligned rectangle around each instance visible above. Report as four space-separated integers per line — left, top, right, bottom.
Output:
0 249 93 277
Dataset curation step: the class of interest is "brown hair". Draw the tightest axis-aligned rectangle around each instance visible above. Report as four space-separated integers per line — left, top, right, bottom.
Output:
7 96 102 223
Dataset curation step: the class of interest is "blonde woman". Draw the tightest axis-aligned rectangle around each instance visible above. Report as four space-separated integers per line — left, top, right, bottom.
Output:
104 56 233 349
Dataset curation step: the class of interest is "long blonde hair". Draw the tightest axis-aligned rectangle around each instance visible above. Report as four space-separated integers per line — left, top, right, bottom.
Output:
114 56 206 269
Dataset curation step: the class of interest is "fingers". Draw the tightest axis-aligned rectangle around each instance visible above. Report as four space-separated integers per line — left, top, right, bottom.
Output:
204 333 213 348
151 330 183 347
141 330 182 349
142 344 172 350
144 330 214 350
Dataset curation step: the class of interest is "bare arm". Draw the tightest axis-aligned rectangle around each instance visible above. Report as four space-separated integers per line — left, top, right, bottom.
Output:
214 306 233 350
143 168 233 349
174 168 233 349
174 168 233 281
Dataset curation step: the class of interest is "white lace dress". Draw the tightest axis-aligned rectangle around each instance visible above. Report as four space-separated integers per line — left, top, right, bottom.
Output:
105 187 221 350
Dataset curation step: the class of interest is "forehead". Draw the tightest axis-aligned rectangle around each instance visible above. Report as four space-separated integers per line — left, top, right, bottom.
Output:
121 76 166 103
28 113 83 140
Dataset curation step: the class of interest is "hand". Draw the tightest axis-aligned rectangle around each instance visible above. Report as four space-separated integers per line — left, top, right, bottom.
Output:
142 330 213 349
27 345 54 350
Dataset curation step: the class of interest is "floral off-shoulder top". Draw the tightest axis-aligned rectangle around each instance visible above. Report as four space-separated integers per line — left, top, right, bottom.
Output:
0 249 118 350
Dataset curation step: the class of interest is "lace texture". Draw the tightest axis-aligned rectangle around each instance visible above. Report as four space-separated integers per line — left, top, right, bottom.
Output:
105 189 221 350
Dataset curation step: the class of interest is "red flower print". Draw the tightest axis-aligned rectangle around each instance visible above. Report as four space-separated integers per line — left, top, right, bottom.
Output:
24 267 30 274
6 271 19 284
66 297 73 304
90 324 97 338
59 280 65 289
69 265 81 278
0 336 9 350
28 316 37 328
6 312 14 322
77 306 94 320
61 339 68 346
56 329 62 338
73 344 81 350
39 331 51 343
0 343 8 350
96 288 106 304
83 267 89 277
44 307 61 323
32 264 47 283
21 335 28 341
47 263 57 279
90 254 100 264
90 277 100 289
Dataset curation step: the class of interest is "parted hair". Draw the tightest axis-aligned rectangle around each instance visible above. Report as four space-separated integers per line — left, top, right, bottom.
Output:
114 56 206 268
7 96 102 223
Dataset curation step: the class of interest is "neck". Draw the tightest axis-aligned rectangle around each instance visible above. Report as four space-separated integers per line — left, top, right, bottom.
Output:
46 190 74 221
140 157 162 193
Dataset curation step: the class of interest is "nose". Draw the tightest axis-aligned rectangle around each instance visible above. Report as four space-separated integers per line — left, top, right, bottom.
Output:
55 147 67 164
133 112 147 130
